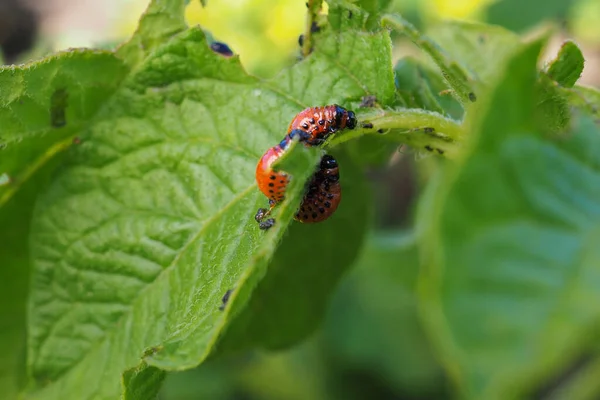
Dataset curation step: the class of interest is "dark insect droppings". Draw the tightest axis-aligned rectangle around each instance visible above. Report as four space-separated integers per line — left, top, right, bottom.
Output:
469 92 477 102
362 122 374 129
50 88 68 128
259 218 276 230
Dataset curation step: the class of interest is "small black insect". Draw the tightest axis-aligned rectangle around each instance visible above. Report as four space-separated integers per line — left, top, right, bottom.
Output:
219 289 233 311
210 42 234 57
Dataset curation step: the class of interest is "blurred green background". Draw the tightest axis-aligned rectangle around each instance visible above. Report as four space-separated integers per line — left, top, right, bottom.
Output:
3 0 599 399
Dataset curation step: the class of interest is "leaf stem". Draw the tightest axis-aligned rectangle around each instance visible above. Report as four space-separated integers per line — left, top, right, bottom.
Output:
302 0 323 58
327 108 465 157
381 14 475 105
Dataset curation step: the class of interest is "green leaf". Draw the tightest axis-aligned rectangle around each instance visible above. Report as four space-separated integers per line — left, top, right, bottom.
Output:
567 85 600 119
394 56 463 120
324 231 446 395
426 20 521 86
418 37 600 399
25 2 394 398
382 15 475 105
546 41 585 88
121 363 166 400
216 150 371 353
535 74 571 133
275 6 395 107
0 153 65 399
354 0 392 30
486 0 576 33
0 51 128 208
115 0 188 69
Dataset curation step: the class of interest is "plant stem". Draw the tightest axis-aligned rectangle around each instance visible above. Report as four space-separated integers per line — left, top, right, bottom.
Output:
302 0 323 58
381 14 475 106
327 108 465 158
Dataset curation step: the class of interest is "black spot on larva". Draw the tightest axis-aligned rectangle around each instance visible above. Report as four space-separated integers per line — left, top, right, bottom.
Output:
319 207 325 213
270 175 276 180
327 194 335 199
303 214 309 219
318 120 325 125
269 189 274 193
268 182 274 187
50 88 68 128
308 206 313 211
302 123 309 129
324 201 331 208
310 118 315 124
321 191 326 196
280 180 285 183
312 212 318 218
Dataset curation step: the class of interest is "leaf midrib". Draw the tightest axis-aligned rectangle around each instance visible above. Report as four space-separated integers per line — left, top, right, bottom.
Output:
39 182 257 384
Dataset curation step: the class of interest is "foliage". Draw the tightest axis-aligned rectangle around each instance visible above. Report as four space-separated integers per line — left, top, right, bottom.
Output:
0 0 599 399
